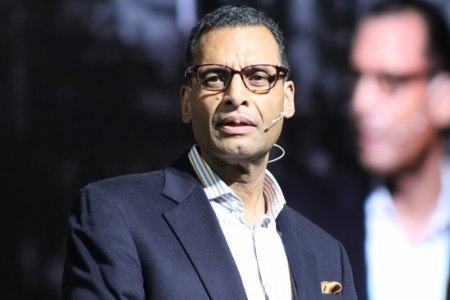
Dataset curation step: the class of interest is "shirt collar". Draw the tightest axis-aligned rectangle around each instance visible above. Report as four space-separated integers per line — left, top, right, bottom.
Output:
188 145 286 219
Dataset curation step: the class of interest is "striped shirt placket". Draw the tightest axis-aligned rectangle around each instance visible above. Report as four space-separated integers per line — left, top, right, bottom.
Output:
188 145 293 300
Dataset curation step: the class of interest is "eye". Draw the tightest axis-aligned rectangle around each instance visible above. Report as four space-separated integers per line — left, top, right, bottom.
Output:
377 73 408 92
198 68 229 88
204 73 226 83
245 69 273 87
249 72 269 81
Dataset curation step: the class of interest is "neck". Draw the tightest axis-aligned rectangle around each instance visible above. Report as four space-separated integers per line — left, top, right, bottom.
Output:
387 143 444 240
204 153 269 227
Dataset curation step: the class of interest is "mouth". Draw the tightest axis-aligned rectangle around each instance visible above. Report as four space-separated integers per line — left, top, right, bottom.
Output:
217 116 257 135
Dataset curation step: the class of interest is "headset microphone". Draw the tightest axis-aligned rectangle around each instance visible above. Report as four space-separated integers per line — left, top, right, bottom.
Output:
264 112 284 132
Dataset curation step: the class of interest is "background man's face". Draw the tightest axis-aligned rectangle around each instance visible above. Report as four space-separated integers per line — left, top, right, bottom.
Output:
351 12 439 176
181 26 294 165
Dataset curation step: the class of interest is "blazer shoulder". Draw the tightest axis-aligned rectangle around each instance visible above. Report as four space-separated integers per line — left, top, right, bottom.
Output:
69 170 177 239
75 160 200 213
81 170 165 200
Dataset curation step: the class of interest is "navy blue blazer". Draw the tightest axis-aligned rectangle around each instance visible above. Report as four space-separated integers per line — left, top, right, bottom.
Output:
63 153 357 299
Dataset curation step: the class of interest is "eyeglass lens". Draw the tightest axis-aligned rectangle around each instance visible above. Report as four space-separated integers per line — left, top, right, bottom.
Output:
196 65 279 92
350 70 430 93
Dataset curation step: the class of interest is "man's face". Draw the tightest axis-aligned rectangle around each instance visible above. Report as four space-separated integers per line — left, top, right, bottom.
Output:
351 12 439 176
181 26 294 165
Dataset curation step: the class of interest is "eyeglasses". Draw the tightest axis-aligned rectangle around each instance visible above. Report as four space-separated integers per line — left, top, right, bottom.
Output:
184 64 289 94
350 70 432 93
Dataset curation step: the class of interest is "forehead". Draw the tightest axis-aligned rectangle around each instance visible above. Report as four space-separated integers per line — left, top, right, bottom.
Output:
194 26 281 66
352 11 429 72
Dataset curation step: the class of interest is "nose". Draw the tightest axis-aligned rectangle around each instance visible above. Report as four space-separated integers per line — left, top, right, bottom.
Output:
222 73 250 108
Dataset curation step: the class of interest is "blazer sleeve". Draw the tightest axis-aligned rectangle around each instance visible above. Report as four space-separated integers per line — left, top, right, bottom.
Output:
62 185 145 300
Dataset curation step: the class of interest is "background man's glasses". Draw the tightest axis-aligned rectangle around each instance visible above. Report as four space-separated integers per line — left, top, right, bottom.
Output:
184 64 289 94
350 70 433 93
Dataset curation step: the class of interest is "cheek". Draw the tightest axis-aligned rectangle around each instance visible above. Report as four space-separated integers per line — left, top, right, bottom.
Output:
191 98 218 134
260 92 285 118
191 105 209 130
389 93 428 140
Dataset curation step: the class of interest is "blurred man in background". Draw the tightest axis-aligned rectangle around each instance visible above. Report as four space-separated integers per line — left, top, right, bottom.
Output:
348 1 450 299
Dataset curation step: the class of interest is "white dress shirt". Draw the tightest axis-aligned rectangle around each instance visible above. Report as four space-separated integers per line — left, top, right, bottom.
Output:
188 146 293 300
365 160 450 300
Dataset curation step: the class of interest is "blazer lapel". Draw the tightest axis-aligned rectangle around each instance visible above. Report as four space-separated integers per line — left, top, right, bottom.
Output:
162 161 247 300
277 208 321 299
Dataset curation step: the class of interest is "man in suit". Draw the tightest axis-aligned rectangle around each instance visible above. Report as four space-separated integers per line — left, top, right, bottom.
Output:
62 5 357 300
328 1 450 299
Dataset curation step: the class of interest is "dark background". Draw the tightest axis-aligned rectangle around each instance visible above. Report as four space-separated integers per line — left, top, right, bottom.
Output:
3 0 450 299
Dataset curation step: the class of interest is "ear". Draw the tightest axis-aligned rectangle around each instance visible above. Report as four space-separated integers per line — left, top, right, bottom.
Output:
282 80 295 118
180 85 192 123
427 72 450 129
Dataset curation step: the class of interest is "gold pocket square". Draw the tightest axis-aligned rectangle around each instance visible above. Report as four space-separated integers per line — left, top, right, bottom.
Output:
321 281 342 294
